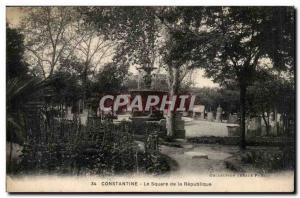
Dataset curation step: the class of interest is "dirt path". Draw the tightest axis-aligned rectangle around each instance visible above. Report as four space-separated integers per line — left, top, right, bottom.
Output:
160 143 239 175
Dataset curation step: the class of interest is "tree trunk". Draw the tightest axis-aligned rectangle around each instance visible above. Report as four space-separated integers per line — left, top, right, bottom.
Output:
274 107 278 135
167 67 180 138
239 83 247 149
262 113 270 136
82 68 88 110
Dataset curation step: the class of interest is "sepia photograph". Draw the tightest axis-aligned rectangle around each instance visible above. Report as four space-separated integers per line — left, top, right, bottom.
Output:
6 5 295 192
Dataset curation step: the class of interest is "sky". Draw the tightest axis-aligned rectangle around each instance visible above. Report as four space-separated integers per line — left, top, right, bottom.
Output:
6 7 218 88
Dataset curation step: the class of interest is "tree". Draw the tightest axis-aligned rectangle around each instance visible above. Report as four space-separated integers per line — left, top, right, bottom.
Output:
83 7 218 137
210 7 294 148
6 24 32 171
174 7 295 149
72 20 115 107
84 7 161 88
21 7 84 78
192 87 239 114
49 70 83 106
6 24 28 79
7 76 52 172
83 7 295 141
84 7 203 137
92 63 129 93
247 70 278 136
155 7 225 136
247 69 295 136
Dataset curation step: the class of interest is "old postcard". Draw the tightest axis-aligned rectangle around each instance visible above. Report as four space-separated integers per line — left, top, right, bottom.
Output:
6 6 295 193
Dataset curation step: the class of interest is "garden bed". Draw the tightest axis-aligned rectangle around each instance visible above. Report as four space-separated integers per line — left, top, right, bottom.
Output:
11 118 171 176
225 146 295 173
